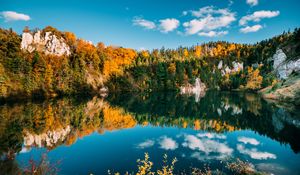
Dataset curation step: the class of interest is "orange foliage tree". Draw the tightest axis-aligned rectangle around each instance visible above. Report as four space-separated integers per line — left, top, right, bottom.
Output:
102 46 137 78
245 67 263 90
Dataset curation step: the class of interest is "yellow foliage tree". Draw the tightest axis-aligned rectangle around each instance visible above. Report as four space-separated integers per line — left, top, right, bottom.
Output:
167 63 176 74
246 67 263 90
194 45 202 58
64 32 77 47
183 48 189 58
102 46 137 78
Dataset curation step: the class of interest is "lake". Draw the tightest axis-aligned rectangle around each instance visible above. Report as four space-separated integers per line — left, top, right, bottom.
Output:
0 91 300 174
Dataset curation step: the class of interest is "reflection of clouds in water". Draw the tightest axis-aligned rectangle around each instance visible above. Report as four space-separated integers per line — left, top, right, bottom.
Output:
197 133 226 139
238 136 260 145
159 136 178 150
191 151 229 161
237 144 276 160
136 132 277 162
182 134 233 160
137 139 155 149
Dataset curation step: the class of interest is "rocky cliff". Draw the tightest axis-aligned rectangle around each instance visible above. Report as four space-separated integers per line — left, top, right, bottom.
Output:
180 78 207 102
217 60 244 76
272 49 300 79
261 48 300 105
21 30 71 56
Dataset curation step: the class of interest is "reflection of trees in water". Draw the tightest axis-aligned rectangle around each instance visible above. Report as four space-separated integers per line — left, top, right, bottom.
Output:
108 91 300 153
0 97 136 159
0 90 299 167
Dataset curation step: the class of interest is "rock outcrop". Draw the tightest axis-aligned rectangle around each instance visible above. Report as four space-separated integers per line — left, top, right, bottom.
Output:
217 61 243 76
261 49 300 105
272 49 300 79
180 78 207 102
21 30 71 56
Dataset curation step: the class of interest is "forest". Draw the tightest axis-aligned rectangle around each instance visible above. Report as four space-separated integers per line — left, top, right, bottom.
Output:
0 26 300 100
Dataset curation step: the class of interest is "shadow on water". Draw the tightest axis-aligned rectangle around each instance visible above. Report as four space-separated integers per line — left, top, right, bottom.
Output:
0 90 299 174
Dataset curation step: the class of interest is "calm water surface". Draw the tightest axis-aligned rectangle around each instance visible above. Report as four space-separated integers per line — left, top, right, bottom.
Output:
0 91 300 174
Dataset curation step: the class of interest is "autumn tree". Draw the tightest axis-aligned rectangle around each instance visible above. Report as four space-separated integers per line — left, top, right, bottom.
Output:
245 67 263 90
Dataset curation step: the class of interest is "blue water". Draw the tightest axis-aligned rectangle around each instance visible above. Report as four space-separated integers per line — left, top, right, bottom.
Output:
1 91 300 174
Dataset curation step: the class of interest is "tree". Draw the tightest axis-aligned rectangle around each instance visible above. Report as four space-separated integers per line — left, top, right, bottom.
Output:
245 67 263 90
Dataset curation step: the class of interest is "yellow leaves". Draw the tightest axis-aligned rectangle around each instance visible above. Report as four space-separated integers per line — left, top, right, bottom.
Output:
45 64 53 90
136 153 154 175
136 153 177 175
102 46 137 78
167 63 176 74
246 67 263 90
64 31 76 46
183 48 189 58
194 45 202 58
76 39 100 69
76 39 96 54
141 50 150 58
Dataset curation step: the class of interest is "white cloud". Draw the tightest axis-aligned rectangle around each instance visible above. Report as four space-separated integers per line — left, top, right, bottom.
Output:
237 144 277 160
190 6 232 18
238 137 260 145
240 25 263 33
197 132 227 139
137 139 155 149
159 136 178 150
133 17 156 30
183 6 236 35
1 11 30 22
239 10 280 26
182 135 233 158
198 30 228 37
159 18 180 33
182 11 188 16
246 0 258 6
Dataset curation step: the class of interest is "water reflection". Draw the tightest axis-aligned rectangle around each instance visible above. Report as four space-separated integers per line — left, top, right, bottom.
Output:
0 97 136 159
108 91 300 153
0 91 299 174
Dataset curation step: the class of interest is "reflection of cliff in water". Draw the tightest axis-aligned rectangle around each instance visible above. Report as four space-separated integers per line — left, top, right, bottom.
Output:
107 91 300 153
0 97 136 159
0 90 299 160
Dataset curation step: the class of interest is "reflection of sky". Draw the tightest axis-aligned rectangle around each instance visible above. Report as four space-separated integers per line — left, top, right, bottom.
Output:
17 126 300 175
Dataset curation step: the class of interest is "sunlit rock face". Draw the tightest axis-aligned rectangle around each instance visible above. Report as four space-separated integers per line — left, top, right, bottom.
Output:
273 49 300 79
21 30 71 56
180 78 206 102
218 60 243 76
23 126 71 148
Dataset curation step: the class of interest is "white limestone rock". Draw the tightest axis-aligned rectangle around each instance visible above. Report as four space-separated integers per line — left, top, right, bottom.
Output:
21 31 70 56
272 49 300 79
217 60 223 69
180 78 206 102
219 61 243 76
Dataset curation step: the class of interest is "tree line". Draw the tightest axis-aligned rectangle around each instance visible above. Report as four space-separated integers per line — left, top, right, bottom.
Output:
0 26 299 99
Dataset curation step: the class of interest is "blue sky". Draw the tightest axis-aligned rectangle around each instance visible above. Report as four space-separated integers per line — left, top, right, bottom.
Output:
0 0 300 50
